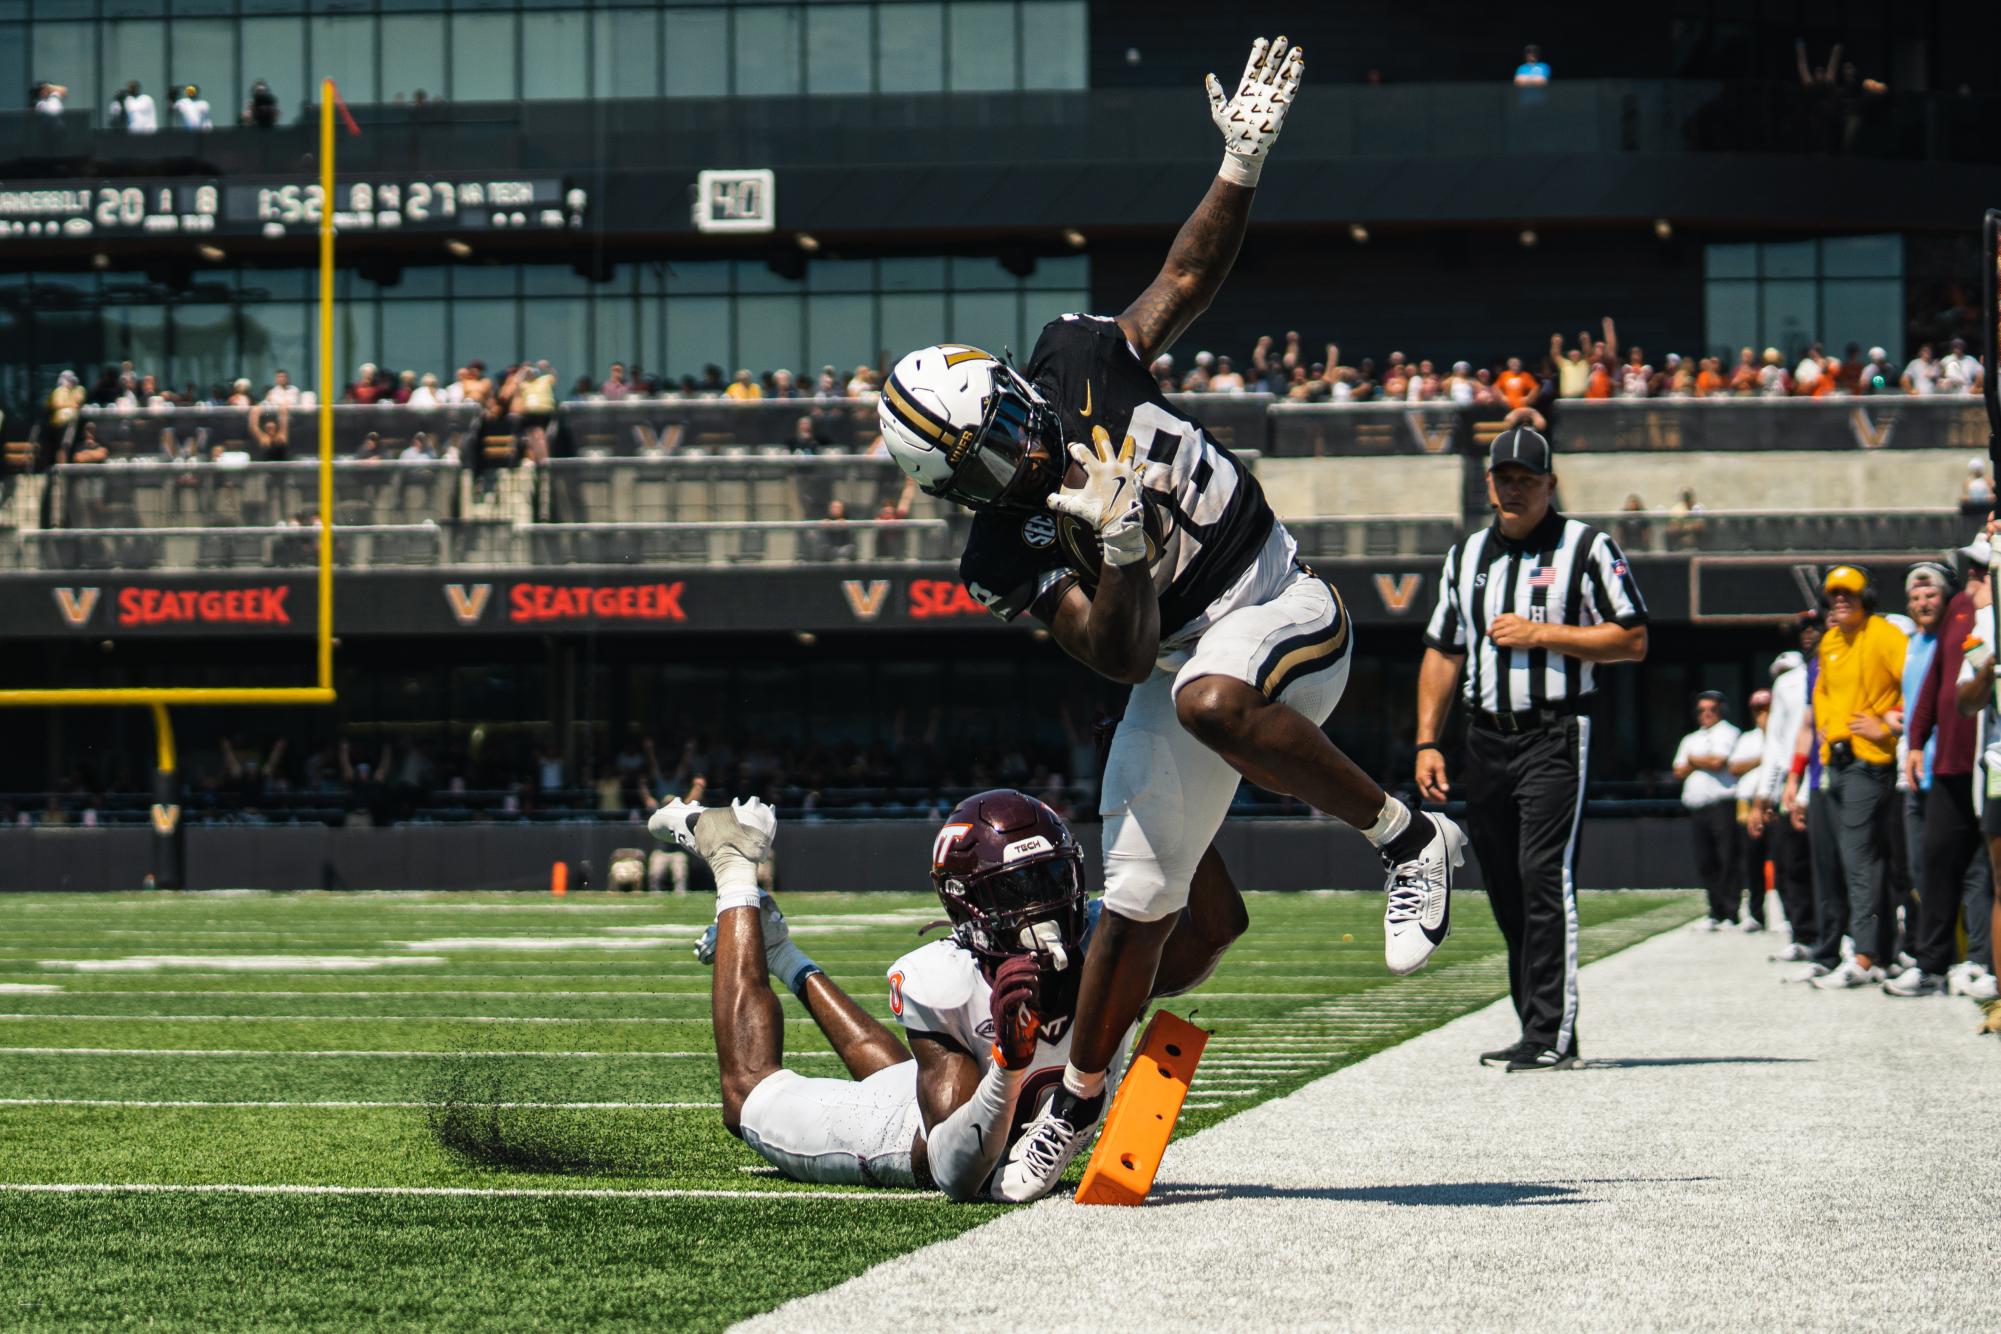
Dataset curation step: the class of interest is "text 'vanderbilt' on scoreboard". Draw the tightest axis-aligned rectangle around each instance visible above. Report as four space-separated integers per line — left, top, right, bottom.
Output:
0 178 587 239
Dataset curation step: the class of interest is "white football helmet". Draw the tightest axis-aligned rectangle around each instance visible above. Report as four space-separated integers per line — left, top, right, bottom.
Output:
878 344 1060 510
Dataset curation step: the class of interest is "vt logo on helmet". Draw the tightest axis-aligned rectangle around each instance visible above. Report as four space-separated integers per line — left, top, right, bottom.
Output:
931 788 1087 973
880 345 1062 511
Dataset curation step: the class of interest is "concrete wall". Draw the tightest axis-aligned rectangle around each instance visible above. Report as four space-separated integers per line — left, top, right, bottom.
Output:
1259 457 1464 520
1556 448 1975 514
0 819 1698 894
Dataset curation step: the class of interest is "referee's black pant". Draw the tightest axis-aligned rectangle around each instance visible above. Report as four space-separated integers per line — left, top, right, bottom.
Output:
1461 716 1589 1057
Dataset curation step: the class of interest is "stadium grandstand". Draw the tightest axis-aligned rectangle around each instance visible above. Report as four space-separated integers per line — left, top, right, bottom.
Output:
2 4 1998 870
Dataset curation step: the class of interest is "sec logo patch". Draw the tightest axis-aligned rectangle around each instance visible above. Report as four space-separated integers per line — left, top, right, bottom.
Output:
1021 514 1058 548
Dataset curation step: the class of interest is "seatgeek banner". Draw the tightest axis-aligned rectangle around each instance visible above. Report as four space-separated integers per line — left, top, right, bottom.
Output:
0 555 1867 640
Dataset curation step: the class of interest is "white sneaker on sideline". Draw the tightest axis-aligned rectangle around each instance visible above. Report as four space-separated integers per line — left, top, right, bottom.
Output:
1965 973 2000 1002
1692 918 1722 933
1811 960 1874 989
1740 918 1765 934
1882 968 1943 997
1770 942 1811 963
1382 815 1464 975
1785 962 1831 984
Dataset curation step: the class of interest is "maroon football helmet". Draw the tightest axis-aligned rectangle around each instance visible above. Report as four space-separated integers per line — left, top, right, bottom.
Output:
930 789 1086 973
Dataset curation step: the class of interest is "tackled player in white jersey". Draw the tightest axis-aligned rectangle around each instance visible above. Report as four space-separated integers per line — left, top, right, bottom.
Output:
651 787 1245 1202
876 34 1465 1199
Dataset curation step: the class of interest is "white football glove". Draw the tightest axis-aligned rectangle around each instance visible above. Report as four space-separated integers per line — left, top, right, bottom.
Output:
1046 428 1147 568
1205 35 1305 188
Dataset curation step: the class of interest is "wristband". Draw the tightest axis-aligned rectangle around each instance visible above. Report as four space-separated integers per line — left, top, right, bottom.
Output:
1218 152 1262 188
1414 742 1444 756
1790 752 1809 778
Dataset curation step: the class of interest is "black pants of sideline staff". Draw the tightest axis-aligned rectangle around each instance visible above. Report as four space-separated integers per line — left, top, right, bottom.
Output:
1460 716 1589 1058
1690 801 1740 924
1918 774 1997 975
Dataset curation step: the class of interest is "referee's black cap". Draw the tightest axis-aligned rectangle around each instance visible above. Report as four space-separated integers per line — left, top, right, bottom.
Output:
1488 425 1553 474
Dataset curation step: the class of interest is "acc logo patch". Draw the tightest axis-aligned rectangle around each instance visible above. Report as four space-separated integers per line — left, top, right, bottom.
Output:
1021 513 1058 549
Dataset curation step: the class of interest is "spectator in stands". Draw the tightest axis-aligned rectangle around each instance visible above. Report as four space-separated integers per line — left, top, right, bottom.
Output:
1150 355 1177 395
1584 352 1614 398
1960 458 1994 514
346 363 385 405
1902 343 1939 395
1793 342 1826 395
1180 358 1212 393
1677 691 1744 930
355 431 384 463
769 369 802 400
1380 360 1409 400
1730 689 1773 931
1728 347 1761 394
567 374 596 402
1939 338 1984 395
400 432 436 462
1496 358 1536 410
254 408 288 461
33 82 68 117
600 363 631 401
263 369 304 410
67 422 107 465
1513 45 1550 86
407 372 442 407
1666 488 1705 551
1619 347 1653 398
1405 359 1437 402
810 499 856 562
110 80 157 133
874 475 920 560
726 369 762 402
1664 354 1695 397
1857 346 1894 394
1615 494 1650 551
247 79 279 128
45 370 82 433
171 85 211 132
518 360 557 462
389 370 416 404
226 378 253 408
1757 348 1792 397
1808 565 1907 988
1210 356 1246 392
1440 361 1475 404
846 364 877 397
788 415 830 454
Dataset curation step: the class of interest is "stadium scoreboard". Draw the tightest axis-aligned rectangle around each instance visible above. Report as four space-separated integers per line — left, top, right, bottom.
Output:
0 178 586 239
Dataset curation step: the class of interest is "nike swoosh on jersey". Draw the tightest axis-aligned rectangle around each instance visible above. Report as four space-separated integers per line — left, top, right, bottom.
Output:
1080 382 1093 418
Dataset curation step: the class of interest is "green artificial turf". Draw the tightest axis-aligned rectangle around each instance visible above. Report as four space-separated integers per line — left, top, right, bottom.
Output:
0 887 1699 1330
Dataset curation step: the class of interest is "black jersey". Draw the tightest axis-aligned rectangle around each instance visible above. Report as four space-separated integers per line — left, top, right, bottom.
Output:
958 314 1278 642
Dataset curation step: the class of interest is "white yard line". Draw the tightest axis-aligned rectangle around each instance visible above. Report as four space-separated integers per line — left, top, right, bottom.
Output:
739 919 2001 1332
0 1014 810 1025
0 1182 931 1203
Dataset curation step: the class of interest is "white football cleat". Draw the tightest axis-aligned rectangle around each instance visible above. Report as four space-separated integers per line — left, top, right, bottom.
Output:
1382 814 1465 975
994 1086 1104 1203
1964 971 1999 1002
1811 959 1882 990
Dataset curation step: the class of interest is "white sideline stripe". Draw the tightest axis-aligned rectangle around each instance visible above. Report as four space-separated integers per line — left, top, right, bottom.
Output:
0 1045 842 1059
39 956 450 973
21 989 713 1000
0 1098 721 1110
0 1182 931 1203
0 984 61 993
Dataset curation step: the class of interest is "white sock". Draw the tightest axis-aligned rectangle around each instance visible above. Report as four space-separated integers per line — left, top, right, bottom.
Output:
1360 795 1412 848
712 855 761 914
1062 1063 1106 1101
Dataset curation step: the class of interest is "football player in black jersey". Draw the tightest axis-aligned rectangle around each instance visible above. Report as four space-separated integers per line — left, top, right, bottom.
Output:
878 35 1465 1197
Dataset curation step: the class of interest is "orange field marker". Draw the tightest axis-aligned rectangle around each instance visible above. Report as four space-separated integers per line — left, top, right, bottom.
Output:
1074 1009 1209 1206
550 861 568 897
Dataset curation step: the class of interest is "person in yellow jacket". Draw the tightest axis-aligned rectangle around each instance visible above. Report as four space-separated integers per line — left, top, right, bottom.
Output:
1808 564 1907 988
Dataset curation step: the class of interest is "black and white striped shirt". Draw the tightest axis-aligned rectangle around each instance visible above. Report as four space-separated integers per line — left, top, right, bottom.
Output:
1424 509 1647 713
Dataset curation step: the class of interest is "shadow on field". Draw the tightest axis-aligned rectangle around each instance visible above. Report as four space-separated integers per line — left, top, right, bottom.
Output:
1149 1181 1584 1208
423 1046 673 1177
1579 1057 1813 1070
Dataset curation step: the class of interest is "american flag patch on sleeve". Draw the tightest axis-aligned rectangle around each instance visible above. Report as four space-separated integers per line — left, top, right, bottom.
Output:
1527 566 1557 587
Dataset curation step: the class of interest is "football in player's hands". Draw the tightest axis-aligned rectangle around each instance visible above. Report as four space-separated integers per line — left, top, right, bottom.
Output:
1046 429 1147 567
989 954 1044 1070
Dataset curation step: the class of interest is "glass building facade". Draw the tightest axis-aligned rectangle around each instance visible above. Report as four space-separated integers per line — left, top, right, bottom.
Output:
1702 234 1905 363
5 1 1088 127
0 254 1089 406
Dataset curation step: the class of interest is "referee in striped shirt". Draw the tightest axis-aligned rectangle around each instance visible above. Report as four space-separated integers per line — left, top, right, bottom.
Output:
1413 425 1649 1071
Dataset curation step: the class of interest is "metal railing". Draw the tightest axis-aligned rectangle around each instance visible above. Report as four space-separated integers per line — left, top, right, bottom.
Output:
522 520 952 567
12 522 440 572
1577 507 1971 556
67 404 483 464
48 459 460 529
1287 516 1461 560
541 454 931 525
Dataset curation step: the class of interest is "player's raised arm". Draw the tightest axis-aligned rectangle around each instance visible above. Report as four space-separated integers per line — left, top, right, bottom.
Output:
1116 35 1304 363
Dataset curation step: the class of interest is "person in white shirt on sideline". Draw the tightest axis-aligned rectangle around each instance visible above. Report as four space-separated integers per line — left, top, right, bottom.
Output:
1728 689 1772 932
1675 690 1744 929
1752 645 1819 957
